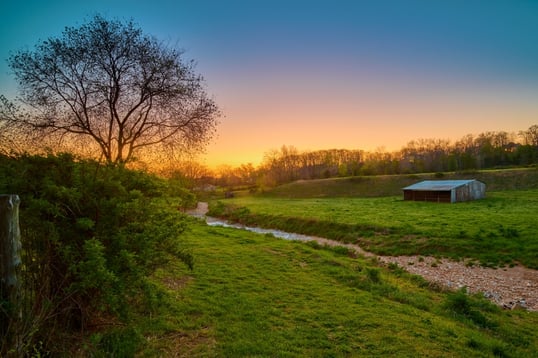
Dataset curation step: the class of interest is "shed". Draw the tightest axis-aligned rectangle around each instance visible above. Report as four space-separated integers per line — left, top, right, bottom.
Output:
402 180 485 203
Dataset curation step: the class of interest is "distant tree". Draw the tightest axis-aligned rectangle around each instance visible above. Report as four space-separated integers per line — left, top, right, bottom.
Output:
518 125 538 164
520 125 538 146
215 165 242 187
163 160 213 188
235 163 258 186
1 15 219 164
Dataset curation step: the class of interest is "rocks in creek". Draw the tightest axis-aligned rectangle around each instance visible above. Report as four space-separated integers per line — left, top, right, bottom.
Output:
483 291 501 302
503 299 528 310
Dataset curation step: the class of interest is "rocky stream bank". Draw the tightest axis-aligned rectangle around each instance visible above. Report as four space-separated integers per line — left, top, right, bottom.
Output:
187 202 537 311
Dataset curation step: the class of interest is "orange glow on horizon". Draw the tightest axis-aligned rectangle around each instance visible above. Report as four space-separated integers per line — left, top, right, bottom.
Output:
200 68 538 169
202 98 537 169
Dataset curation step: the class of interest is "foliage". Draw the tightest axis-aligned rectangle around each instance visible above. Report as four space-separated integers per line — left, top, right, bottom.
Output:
135 220 538 356
89 327 144 357
209 188 538 268
0 153 192 355
222 126 538 187
1 14 219 164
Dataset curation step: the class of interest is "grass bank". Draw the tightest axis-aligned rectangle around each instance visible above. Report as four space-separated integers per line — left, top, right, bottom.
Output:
208 190 538 268
259 168 538 198
114 219 537 356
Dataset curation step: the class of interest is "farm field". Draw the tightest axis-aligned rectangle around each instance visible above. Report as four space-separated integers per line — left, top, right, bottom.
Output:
136 219 538 357
209 190 538 269
261 169 538 199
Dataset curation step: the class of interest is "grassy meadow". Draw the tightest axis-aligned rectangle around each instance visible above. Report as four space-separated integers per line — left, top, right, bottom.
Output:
260 168 538 199
209 170 538 269
125 218 538 357
210 191 538 268
6 163 534 356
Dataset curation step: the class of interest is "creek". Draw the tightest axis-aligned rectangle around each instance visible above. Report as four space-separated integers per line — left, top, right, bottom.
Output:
186 202 538 310
205 217 317 242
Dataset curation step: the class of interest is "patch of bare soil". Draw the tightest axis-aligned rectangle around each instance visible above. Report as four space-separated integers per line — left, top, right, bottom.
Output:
189 202 538 311
162 275 194 291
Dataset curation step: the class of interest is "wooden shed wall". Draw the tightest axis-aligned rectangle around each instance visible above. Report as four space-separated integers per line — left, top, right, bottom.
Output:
403 190 452 203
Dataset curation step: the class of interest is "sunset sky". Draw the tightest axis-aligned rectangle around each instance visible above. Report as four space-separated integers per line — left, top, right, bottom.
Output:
1 1 538 168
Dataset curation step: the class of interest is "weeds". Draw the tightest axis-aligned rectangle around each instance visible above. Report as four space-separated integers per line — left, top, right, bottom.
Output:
498 225 520 238
387 262 406 276
444 288 498 330
365 268 381 283
88 327 144 357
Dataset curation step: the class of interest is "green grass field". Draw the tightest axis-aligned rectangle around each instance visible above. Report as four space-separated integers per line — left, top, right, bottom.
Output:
258 168 538 199
118 219 538 357
209 190 538 269
90 170 538 356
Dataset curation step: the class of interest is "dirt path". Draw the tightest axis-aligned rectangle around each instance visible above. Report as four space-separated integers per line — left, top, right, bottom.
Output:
187 202 538 311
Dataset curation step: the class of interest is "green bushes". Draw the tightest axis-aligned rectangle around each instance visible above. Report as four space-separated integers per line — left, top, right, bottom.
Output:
0 153 192 355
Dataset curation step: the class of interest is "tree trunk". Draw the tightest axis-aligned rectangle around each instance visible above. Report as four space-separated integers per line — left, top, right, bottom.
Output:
0 194 21 337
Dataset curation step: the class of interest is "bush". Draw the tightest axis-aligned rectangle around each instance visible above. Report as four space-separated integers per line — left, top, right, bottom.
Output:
0 154 193 355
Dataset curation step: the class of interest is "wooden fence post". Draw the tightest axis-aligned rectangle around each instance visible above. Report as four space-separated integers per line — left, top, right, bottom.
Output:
0 194 21 337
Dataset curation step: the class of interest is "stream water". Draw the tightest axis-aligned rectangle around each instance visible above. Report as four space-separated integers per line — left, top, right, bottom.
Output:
188 202 317 242
205 217 317 242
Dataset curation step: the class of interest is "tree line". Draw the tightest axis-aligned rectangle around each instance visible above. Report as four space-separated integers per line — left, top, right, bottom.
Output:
200 125 538 188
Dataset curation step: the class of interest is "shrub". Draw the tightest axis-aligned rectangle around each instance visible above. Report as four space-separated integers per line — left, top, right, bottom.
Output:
0 154 193 355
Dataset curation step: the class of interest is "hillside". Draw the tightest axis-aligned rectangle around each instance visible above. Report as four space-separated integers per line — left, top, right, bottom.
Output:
260 168 538 199
144 219 538 357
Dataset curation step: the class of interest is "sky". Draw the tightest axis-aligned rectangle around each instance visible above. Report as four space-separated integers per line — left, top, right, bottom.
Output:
1 0 538 168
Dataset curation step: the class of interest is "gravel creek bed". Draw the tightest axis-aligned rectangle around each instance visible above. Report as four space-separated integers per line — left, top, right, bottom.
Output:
188 202 538 311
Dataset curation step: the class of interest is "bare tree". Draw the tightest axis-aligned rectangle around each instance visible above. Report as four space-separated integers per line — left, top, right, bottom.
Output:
520 125 538 146
2 15 219 164
161 160 213 188
0 96 19 154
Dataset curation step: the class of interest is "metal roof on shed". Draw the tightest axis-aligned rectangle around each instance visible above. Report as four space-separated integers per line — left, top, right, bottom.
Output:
402 180 477 191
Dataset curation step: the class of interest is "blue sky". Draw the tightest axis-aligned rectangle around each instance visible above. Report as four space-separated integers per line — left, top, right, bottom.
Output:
1 1 538 166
